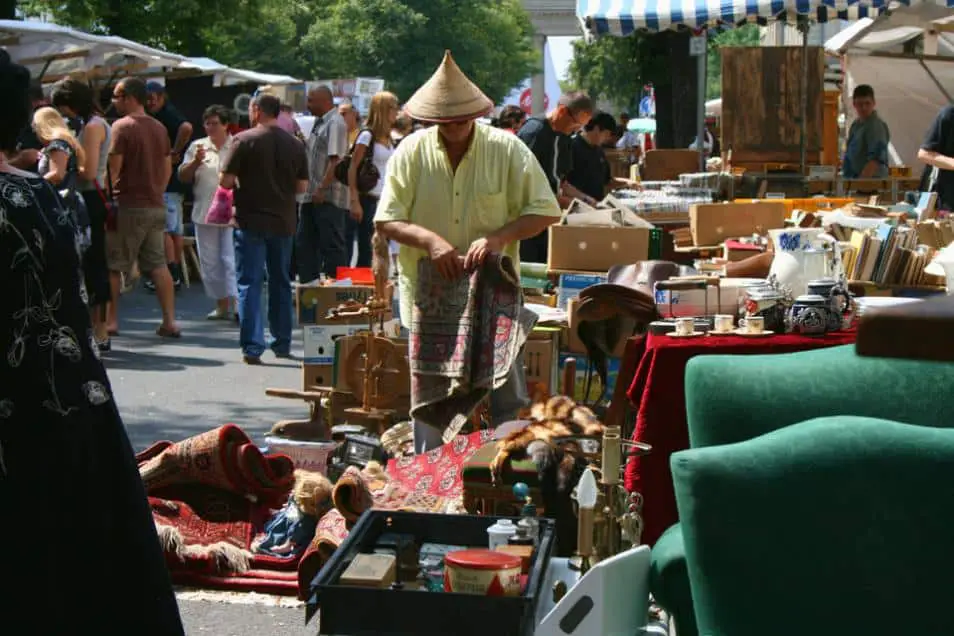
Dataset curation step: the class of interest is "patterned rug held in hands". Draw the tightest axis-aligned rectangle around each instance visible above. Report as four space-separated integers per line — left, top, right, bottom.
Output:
296 429 493 597
410 254 536 444
136 424 302 595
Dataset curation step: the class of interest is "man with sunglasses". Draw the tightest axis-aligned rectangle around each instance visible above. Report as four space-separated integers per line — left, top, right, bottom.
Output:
517 91 595 263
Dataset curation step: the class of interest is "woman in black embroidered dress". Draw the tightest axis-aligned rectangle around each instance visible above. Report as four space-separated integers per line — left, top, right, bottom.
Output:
0 53 184 634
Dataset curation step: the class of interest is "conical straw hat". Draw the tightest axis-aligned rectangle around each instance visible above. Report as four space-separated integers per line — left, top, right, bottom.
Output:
404 51 494 123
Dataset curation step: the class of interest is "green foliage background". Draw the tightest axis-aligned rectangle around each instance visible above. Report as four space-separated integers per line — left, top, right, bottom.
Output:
14 0 539 103
566 24 760 111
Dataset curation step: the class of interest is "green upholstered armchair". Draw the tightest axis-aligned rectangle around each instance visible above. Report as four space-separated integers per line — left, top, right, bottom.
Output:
669 416 954 636
651 344 954 636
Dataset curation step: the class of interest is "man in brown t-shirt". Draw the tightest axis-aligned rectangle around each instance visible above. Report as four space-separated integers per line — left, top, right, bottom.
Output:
221 94 308 363
105 77 180 339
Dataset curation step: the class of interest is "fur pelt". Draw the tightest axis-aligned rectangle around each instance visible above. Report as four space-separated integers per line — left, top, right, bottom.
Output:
491 395 604 492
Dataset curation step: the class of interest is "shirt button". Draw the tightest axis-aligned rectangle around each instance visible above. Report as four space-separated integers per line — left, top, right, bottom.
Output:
455 192 460 196
455 219 460 224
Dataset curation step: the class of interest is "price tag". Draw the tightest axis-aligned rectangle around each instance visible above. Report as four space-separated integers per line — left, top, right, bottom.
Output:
689 36 706 56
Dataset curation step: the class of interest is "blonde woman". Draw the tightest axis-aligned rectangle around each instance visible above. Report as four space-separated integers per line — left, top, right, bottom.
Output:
33 106 86 187
51 79 113 351
347 91 399 267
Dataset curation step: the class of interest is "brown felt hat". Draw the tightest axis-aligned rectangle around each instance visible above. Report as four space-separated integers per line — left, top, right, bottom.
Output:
404 50 494 123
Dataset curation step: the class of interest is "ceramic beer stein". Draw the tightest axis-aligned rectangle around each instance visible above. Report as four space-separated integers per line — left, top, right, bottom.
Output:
805 278 851 331
788 294 831 336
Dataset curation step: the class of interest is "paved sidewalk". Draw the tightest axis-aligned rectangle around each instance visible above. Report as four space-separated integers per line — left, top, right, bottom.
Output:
104 284 313 632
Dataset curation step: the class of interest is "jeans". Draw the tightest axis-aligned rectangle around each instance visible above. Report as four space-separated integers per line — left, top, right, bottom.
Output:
297 201 347 282
234 228 293 358
413 349 530 454
163 193 184 235
345 194 377 267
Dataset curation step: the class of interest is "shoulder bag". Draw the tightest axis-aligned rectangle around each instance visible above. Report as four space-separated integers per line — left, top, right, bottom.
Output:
334 128 379 193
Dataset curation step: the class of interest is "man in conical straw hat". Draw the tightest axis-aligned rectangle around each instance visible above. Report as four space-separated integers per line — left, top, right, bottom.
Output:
375 51 561 452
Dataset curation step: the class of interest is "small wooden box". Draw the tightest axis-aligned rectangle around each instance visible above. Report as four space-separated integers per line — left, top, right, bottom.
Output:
340 553 397 588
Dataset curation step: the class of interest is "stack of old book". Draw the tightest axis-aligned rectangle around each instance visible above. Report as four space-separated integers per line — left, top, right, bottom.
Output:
842 224 936 286
671 226 694 248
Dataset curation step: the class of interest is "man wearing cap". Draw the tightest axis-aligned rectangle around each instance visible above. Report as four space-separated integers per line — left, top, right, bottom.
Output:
146 81 193 290
375 51 561 451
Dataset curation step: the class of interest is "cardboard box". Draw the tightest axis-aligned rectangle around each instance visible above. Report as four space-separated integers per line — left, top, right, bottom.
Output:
556 272 607 310
297 284 378 325
547 225 650 272
689 201 787 246
525 329 559 394
302 363 333 390
303 324 366 364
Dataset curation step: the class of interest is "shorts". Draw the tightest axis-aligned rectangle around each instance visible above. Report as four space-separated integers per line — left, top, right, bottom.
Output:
164 192 184 235
106 207 167 274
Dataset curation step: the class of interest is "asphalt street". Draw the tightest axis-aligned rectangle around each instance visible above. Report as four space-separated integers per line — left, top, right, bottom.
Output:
104 282 316 635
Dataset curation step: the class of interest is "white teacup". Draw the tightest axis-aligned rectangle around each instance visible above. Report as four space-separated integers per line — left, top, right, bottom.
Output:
674 317 695 336
712 314 734 333
738 316 765 334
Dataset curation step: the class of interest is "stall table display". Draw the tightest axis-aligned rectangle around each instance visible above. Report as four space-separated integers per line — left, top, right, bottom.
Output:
625 330 858 545
612 186 714 224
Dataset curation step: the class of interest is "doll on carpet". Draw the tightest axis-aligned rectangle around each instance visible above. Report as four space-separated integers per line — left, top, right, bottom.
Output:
253 470 333 558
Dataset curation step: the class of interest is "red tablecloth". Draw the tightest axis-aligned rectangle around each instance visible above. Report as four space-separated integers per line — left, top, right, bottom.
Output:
625 330 857 545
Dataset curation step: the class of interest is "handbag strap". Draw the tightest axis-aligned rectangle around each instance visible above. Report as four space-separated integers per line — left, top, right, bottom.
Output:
351 128 375 155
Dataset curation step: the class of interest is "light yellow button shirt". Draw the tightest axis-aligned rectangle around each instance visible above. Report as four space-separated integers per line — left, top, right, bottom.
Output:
375 123 561 327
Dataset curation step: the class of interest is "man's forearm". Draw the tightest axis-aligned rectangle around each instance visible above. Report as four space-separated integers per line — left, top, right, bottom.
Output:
376 220 441 252
561 182 594 203
919 149 954 172
320 157 339 189
859 160 881 178
487 214 559 246
174 124 193 156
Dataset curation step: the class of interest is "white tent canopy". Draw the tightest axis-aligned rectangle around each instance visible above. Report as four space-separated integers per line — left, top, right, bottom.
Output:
0 19 301 86
181 57 300 87
825 2 954 54
825 4 954 169
0 19 190 80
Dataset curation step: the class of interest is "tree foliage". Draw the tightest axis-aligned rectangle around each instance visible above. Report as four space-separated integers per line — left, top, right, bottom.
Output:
17 0 538 103
300 0 538 103
567 24 761 109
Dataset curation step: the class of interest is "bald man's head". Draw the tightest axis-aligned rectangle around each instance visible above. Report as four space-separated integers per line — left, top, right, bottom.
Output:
307 85 334 116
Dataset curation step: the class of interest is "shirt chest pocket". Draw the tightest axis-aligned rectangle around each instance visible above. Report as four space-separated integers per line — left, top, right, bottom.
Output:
472 191 508 233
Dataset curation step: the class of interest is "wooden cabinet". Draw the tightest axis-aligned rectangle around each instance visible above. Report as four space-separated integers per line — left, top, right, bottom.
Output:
822 89 841 169
721 46 825 172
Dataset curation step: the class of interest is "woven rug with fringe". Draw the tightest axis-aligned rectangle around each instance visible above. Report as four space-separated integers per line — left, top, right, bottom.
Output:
137 424 301 595
410 254 535 444
297 429 492 596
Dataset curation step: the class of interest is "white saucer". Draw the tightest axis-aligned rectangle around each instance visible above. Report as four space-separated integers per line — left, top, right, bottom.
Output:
708 329 735 336
732 328 774 337
667 331 705 338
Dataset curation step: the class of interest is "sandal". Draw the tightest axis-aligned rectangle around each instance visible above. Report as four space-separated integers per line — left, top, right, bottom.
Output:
156 326 182 339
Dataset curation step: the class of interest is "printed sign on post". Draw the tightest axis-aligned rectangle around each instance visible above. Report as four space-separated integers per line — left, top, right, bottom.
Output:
689 36 706 57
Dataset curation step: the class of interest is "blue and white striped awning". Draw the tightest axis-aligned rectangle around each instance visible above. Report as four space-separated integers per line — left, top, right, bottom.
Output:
578 0 954 36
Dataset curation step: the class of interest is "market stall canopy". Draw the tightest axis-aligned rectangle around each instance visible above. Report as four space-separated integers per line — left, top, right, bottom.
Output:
181 57 301 86
0 19 190 80
577 0 954 37
627 117 657 133
824 2 954 54
705 98 722 117
826 3 954 169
